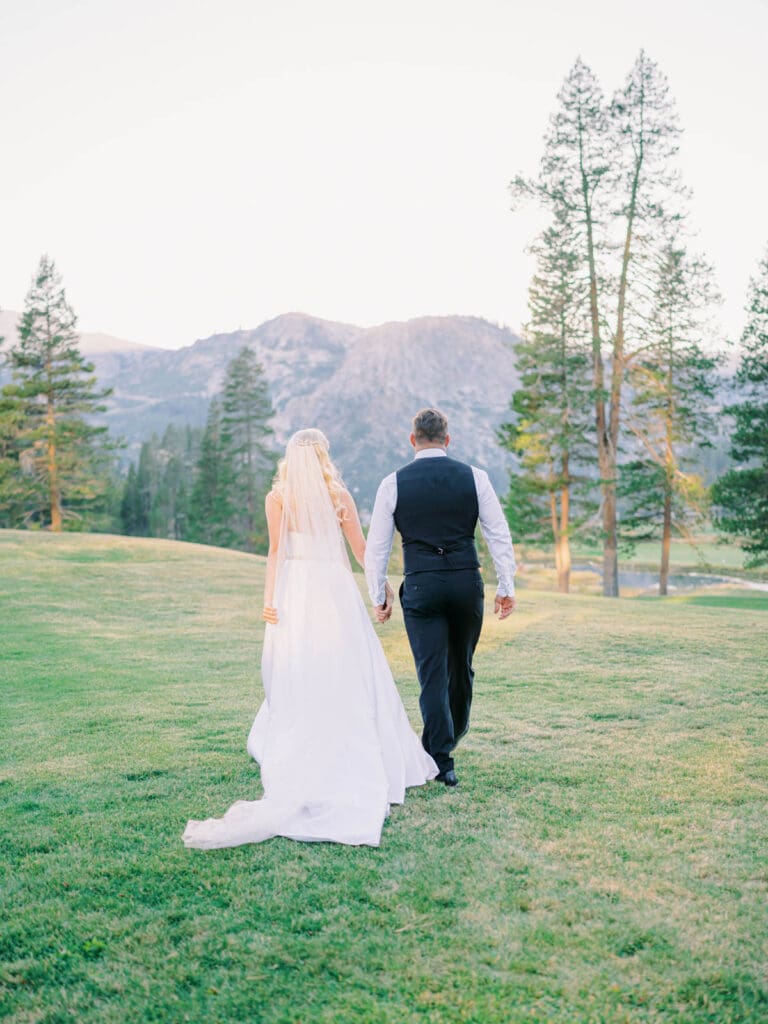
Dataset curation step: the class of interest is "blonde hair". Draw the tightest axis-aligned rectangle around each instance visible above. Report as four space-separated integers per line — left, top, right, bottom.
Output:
273 428 349 521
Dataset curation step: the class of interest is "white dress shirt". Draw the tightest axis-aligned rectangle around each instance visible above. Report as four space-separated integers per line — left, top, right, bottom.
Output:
364 448 517 606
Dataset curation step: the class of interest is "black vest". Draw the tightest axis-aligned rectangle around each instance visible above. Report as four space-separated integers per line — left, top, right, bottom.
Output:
394 456 480 574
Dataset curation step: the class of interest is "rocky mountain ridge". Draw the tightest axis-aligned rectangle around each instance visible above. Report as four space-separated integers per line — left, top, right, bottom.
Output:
0 310 521 510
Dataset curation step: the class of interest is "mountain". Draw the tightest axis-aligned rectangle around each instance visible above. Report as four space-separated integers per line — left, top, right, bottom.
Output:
0 309 158 355
0 310 520 511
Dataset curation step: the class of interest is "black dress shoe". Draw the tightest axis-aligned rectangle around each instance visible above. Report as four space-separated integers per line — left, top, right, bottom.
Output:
435 769 458 787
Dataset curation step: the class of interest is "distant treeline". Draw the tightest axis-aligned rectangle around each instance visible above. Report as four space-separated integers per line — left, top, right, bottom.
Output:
120 345 277 555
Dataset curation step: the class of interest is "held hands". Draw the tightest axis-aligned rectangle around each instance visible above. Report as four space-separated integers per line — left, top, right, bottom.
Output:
375 581 394 623
494 594 516 620
262 605 279 625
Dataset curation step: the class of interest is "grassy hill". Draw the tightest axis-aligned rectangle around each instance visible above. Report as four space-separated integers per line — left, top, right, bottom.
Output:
1 531 766 1022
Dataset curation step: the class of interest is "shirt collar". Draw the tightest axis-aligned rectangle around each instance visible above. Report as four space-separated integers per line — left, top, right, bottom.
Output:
414 448 448 460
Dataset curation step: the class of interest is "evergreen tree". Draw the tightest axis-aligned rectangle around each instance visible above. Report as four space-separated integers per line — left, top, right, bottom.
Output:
605 52 685 595
134 439 155 535
713 248 768 565
8 255 113 530
187 400 236 547
0 383 36 527
498 205 595 592
177 424 202 539
120 462 141 535
116 350 274 552
0 313 31 525
511 52 687 596
511 57 611 589
619 237 722 594
119 426 201 540
151 425 192 540
220 347 277 552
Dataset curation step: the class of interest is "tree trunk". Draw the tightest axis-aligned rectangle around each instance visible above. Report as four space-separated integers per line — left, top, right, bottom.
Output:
558 484 572 593
46 383 62 532
550 490 562 586
660 346 675 597
576 111 617 597
601 469 619 596
660 486 672 596
48 439 62 531
596 424 619 596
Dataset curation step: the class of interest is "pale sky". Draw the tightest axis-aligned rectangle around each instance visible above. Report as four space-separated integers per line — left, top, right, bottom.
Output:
1 0 766 349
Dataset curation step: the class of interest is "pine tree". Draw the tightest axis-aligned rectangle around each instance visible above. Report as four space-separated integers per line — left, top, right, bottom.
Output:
134 439 155 535
619 237 722 594
512 56 611 588
119 426 201 540
8 255 113 530
498 205 595 592
600 52 685 594
187 400 236 547
151 425 192 540
0 313 30 525
115 351 274 553
220 347 276 552
511 53 688 596
0 382 36 527
178 424 202 539
713 248 768 565
120 462 141 535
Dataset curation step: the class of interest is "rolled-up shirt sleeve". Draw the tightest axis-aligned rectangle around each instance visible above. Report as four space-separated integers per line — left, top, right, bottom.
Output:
364 473 397 605
473 467 516 597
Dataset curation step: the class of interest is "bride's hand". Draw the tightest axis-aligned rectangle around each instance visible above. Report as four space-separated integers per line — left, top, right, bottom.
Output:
376 582 394 623
262 605 279 625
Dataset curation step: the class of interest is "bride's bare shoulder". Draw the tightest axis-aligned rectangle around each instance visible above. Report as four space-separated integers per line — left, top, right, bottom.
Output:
339 488 359 518
265 488 282 508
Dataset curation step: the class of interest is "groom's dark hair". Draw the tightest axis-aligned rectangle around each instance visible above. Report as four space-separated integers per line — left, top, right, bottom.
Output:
413 408 448 443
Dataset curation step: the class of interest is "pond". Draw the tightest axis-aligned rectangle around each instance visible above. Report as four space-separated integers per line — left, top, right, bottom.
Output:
572 563 768 593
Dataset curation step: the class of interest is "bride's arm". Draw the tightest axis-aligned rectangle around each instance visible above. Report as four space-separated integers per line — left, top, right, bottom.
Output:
262 490 282 623
340 490 367 569
339 492 395 611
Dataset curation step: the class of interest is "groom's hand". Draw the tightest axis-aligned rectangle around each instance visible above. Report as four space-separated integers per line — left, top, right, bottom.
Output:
375 602 392 622
494 595 515 620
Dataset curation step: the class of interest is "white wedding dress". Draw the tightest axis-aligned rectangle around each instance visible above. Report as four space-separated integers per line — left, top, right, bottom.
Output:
182 530 438 850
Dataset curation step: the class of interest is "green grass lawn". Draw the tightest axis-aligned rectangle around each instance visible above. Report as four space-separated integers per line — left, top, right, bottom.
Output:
1 530 766 1023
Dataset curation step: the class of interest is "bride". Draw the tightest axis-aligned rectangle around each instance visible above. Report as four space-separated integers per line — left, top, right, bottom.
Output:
182 428 438 849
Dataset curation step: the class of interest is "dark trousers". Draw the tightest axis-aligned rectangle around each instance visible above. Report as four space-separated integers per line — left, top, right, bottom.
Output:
399 568 485 774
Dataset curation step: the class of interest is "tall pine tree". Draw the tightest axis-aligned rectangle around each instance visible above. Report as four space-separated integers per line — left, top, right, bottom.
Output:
498 204 595 592
187 400 237 548
620 237 722 594
713 248 768 565
8 256 113 530
120 462 141 535
512 52 687 595
0 312 35 525
220 347 276 552
150 425 193 540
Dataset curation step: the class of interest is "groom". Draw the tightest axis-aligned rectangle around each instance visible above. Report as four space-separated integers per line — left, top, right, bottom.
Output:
365 408 516 786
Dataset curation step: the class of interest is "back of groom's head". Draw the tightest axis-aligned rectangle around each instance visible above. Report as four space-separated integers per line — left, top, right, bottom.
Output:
413 408 448 444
